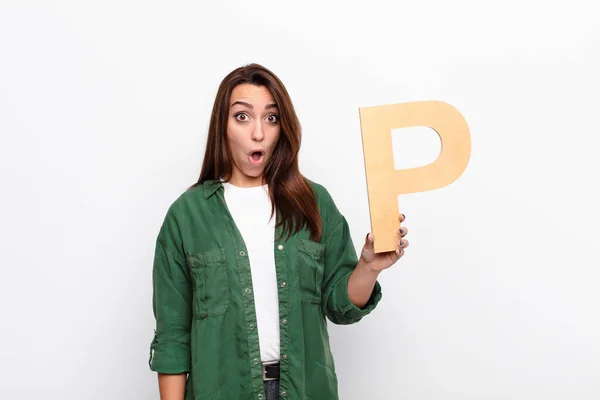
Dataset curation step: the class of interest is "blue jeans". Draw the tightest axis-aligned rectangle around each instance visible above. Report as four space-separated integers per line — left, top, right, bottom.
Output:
264 379 280 400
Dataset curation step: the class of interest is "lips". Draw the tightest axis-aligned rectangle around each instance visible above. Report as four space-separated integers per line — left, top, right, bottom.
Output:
248 149 265 165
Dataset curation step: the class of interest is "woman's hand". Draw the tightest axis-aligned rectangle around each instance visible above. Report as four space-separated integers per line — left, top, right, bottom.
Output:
360 213 409 273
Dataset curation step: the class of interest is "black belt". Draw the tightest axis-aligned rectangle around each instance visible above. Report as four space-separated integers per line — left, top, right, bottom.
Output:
262 361 280 381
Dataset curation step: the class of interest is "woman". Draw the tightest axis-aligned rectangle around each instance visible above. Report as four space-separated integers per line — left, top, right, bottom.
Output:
149 63 409 400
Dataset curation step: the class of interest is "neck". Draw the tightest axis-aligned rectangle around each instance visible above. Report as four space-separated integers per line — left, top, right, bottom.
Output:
227 172 265 188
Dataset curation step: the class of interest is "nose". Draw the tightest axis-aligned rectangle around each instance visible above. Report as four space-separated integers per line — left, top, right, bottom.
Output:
251 121 264 142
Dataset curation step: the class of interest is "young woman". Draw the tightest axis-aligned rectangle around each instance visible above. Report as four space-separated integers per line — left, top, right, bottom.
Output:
149 63 409 400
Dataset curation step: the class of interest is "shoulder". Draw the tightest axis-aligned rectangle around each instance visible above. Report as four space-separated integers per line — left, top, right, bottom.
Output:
157 182 210 239
304 177 343 225
173 182 207 209
305 177 332 204
164 183 206 217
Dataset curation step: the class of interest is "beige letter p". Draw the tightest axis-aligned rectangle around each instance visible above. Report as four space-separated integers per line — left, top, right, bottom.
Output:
359 101 471 253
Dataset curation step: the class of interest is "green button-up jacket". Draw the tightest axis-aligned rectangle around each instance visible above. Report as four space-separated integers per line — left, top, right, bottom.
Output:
149 179 382 399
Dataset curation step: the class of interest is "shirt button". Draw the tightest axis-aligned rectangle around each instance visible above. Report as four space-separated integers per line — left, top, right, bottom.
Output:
258 395 263 400
245 288 252 294
277 245 283 250
282 353 288 360
239 250 246 256
281 391 287 396
282 318 287 325
249 324 255 330
253 358 259 365
281 281 287 288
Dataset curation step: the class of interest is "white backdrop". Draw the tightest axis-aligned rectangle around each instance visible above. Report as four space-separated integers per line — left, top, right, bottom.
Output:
1 1 599 399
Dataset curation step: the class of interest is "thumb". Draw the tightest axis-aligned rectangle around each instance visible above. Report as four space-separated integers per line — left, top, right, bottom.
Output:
364 233 374 250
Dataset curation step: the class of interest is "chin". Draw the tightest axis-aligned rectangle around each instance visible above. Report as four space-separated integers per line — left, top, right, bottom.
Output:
242 169 263 179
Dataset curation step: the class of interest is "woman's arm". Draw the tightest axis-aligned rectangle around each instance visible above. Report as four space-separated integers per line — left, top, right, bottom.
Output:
348 216 409 309
158 373 187 400
317 182 408 324
347 258 382 309
149 212 192 395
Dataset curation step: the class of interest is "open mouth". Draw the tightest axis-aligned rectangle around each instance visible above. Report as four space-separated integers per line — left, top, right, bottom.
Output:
249 150 265 164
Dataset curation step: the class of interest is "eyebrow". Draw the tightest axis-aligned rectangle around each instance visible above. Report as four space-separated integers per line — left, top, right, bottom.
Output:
230 101 278 110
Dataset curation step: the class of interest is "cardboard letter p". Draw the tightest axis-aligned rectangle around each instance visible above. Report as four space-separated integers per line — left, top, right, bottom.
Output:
359 101 471 253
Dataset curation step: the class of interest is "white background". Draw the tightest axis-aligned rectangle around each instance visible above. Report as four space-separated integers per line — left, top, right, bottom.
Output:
1 1 599 399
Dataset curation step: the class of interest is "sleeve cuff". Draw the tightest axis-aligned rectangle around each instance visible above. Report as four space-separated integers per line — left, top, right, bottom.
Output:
333 272 383 323
149 335 191 374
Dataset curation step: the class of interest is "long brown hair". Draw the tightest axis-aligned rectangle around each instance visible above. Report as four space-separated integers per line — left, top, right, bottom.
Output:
191 63 322 242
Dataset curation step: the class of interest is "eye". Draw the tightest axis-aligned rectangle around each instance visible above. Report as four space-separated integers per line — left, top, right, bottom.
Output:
235 112 249 122
266 114 279 124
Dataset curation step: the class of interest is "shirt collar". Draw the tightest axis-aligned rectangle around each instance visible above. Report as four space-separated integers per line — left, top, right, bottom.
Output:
202 179 223 199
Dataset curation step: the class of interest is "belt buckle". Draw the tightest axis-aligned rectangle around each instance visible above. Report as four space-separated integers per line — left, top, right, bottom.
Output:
262 360 278 381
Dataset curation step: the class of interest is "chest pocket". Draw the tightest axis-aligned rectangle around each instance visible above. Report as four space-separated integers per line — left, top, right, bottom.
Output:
296 238 326 304
186 248 230 318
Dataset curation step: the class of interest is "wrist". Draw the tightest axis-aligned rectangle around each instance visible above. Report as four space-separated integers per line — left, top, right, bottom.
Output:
357 258 383 276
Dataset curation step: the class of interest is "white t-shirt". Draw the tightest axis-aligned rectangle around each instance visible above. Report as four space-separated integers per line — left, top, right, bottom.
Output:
222 182 280 362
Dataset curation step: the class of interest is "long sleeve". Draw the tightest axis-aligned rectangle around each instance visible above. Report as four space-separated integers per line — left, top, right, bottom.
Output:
149 216 192 374
320 193 382 325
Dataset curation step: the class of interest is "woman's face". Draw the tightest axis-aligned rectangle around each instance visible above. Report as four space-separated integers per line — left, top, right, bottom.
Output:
226 83 281 187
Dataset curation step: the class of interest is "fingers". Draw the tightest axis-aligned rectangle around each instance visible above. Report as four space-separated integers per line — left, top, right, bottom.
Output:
398 214 409 255
399 213 408 239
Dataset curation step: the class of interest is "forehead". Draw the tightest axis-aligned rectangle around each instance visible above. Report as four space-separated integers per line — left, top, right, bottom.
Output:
230 84 275 105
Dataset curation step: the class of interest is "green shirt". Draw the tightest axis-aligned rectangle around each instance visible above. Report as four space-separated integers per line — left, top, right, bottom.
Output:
149 179 382 399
